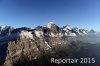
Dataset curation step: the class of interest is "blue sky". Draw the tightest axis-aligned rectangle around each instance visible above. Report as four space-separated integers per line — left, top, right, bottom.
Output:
0 0 100 31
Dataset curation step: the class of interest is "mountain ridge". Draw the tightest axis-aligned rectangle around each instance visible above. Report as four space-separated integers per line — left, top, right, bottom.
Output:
0 22 95 39
0 22 99 66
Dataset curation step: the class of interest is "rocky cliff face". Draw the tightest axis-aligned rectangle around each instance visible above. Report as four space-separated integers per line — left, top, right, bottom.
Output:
0 22 98 66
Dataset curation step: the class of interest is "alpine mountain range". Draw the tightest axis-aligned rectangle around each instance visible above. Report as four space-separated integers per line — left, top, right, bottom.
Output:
0 22 100 66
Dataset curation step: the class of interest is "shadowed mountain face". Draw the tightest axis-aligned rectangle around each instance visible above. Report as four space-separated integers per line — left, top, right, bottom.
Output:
0 22 100 66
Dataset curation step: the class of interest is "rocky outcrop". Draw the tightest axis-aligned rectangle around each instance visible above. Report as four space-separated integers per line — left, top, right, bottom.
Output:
3 36 77 66
0 22 97 66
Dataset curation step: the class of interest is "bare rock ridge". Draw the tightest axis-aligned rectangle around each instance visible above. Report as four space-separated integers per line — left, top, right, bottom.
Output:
0 22 98 66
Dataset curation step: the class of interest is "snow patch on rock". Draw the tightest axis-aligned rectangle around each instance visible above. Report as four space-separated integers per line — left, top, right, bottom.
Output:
34 30 44 37
45 41 51 50
50 32 56 37
58 32 63 37
65 32 76 36
19 30 34 39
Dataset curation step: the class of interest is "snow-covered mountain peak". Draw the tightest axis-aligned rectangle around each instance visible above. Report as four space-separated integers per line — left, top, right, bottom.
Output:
0 25 8 30
47 22 55 29
63 24 72 31
48 22 54 24
1 25 14 31
0 22 97 40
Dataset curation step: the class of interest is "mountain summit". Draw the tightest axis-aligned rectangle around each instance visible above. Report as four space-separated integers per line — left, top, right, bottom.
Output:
0 22 98 66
